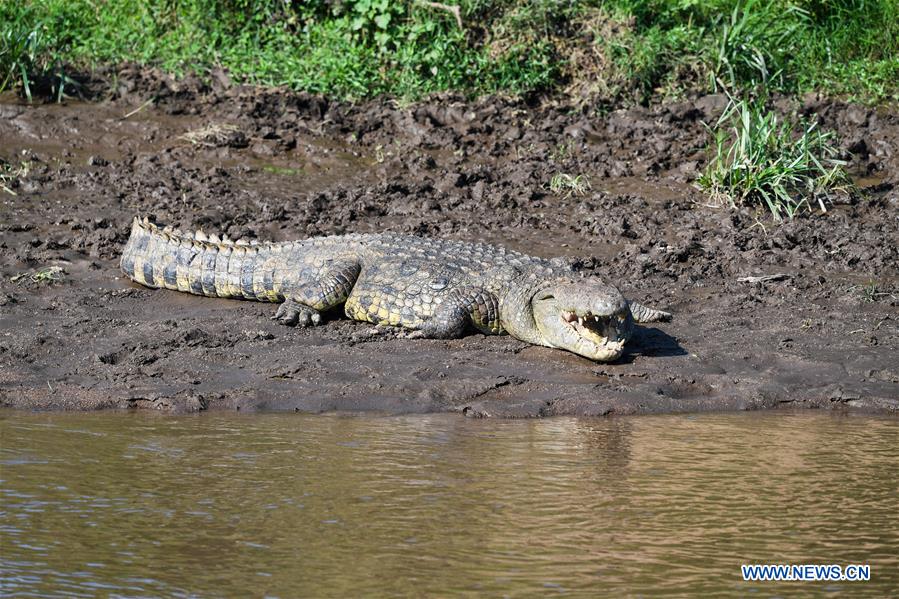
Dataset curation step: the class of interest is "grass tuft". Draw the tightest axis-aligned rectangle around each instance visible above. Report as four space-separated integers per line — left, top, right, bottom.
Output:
697 98 853 220
856 281 896 303
710 0 808 93
11 266 65 284
549 173 591 198
0 157 33 196
0 12 43 101
0 4 75 102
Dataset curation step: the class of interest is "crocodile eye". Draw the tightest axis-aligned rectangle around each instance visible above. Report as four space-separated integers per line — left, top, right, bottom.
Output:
537 293 555 301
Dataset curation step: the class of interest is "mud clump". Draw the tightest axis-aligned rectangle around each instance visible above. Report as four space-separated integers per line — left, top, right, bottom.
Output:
1 70 897 416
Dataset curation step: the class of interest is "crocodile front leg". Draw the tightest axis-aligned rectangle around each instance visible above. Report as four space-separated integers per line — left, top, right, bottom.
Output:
273 260 360 327
273 299 324 326
413 287 502 339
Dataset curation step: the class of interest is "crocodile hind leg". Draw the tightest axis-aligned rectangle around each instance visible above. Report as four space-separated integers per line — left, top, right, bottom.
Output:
628 300 672 323
273 260 360 327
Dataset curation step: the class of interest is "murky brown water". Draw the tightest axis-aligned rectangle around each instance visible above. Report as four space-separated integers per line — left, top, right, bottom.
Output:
1 411 897 597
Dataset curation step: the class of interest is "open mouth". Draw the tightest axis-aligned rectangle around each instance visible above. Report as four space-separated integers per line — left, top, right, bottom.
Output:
561 310 625 347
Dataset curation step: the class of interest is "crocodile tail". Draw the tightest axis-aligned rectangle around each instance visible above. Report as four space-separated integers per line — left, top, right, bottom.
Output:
119 216 282 301
628 300 673 323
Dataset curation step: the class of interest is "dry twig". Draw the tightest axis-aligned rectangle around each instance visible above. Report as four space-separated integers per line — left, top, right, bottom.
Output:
418 1 463 29
736 273 791 283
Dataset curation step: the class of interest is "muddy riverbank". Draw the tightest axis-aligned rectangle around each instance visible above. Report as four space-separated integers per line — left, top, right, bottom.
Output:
1 68 897 415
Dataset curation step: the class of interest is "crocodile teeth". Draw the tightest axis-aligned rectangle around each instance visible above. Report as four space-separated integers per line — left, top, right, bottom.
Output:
208 233 221 243
194 230 208 242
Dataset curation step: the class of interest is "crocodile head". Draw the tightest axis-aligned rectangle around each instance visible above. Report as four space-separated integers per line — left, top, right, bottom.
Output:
529 278 633 362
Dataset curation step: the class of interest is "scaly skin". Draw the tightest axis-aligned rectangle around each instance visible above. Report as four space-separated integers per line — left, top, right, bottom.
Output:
120 217 672 361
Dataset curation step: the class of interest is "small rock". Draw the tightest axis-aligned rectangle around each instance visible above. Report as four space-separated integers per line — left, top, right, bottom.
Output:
470 180 485 202
504 126 522 141
844 106 869 126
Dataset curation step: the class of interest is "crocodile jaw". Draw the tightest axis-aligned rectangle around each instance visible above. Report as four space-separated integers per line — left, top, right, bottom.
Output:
568 310 630 360
531 281 632 362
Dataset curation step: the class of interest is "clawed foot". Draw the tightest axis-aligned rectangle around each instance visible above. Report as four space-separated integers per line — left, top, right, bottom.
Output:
628 301 673 323
272 299 323 327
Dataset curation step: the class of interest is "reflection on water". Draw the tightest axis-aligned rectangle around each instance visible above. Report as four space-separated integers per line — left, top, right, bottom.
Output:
1 411 897 596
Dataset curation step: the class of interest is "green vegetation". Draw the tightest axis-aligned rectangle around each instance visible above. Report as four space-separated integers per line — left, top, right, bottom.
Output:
855 281 895 303
0 2 76 101
10 266 65 283
697 98 853 219
1 0 897 103
0 156 32 195
548 173 592 198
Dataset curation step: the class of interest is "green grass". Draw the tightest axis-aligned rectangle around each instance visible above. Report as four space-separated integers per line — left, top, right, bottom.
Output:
0 156 32 195
0 6 46 101
10 265 65 284
603 0 898 103
853 281 896 303
1 1 897 103
697 98 854 219
1 0 557 101
548 173 592 198
0 2 76 101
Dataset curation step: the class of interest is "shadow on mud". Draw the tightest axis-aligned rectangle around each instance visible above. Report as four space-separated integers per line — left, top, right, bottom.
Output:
622 326 687 361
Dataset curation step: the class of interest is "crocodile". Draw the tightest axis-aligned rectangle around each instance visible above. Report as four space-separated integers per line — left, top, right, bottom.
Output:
120 216 671 361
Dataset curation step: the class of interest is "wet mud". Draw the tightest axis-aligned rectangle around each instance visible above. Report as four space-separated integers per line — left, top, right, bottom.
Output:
1 68 897 416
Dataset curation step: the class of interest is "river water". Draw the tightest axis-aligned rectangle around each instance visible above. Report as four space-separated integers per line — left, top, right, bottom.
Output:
1 411 897 597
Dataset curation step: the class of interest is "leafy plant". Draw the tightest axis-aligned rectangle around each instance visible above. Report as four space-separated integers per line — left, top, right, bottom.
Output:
11 266 65 284
347 0 402 49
